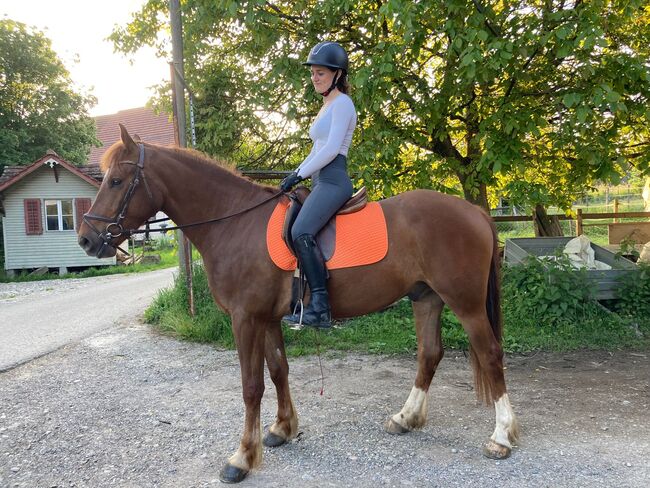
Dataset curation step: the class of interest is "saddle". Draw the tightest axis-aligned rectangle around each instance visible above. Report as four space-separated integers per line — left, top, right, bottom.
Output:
282 186 368 260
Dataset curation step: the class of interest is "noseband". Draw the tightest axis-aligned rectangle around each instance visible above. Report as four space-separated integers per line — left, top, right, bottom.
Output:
83 143 153 258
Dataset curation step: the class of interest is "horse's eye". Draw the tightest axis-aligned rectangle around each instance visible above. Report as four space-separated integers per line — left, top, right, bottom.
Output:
110 178 122 187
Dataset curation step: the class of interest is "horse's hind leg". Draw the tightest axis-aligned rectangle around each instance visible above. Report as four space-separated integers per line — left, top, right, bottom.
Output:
386 286 444 434
451 307 519 459
263 320 298 447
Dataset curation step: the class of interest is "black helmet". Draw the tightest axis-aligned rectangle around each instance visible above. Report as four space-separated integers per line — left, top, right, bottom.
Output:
303 41 349 72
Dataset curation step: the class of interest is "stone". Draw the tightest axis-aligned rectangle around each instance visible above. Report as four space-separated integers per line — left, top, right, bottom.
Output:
639 242 650 264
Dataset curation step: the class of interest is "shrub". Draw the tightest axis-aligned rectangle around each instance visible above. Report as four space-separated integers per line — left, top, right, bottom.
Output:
145 263 234 346
502 254 597 325
615 263 650 317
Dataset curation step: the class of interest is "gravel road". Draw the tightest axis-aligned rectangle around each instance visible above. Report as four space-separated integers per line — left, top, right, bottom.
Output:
1 315 648 487
0 268 175 371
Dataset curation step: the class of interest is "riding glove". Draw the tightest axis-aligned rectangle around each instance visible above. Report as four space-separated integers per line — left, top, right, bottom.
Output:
280 172 303 192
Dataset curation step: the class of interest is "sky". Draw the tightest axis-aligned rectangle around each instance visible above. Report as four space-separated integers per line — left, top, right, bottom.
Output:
2 0 169 116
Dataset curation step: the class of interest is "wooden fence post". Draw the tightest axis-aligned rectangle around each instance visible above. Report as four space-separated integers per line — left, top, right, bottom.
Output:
576 208 583 236
613 198 619 223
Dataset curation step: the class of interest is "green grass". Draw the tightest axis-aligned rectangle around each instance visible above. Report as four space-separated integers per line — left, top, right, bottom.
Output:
144 262 650 356
0 247 177 283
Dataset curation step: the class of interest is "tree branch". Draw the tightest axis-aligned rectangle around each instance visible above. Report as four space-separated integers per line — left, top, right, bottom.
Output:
263 2 302 24
472 0 501 37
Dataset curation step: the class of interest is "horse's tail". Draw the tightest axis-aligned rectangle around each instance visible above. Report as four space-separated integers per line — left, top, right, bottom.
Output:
470 214 503 405
485 218 502 343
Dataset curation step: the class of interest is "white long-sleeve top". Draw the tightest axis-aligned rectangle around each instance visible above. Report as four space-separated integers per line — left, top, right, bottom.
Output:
296 93 357 179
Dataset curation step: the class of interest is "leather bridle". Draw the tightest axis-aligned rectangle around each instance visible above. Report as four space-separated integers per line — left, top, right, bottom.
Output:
83 143 153 258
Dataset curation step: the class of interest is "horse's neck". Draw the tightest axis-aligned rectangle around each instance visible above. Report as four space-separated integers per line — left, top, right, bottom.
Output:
155 150 264 245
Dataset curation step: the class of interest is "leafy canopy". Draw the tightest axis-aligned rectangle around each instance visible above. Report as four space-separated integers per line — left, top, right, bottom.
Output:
111 1 650 210
0 19 98 170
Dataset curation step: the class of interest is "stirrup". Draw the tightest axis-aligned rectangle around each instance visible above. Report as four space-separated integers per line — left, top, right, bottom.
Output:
282 299 306 330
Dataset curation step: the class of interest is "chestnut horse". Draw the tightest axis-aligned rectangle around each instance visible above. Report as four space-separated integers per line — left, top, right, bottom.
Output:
78 126 519 483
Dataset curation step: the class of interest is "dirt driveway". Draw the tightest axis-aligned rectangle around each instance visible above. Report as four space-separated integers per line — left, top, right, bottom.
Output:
1 321 648 487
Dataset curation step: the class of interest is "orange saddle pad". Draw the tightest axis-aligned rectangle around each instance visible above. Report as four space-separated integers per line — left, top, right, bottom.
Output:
266 200 388 271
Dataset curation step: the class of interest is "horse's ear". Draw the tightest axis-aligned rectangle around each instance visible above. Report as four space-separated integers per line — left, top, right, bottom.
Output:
119 123 138 152
132 133 142 143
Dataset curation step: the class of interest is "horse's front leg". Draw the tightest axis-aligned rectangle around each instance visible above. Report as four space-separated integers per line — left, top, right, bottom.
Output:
219 315 266 483
263 320 298 447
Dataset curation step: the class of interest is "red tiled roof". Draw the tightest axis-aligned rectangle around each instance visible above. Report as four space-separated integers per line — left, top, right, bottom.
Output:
90 107 176 165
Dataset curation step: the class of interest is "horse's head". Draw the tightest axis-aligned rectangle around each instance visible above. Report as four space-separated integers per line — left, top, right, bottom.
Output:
78 124 163 258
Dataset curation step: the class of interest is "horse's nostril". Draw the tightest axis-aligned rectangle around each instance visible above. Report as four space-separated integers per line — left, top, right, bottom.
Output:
78 236 89 249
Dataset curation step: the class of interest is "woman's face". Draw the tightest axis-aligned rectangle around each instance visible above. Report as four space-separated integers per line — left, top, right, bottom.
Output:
310 65 338 94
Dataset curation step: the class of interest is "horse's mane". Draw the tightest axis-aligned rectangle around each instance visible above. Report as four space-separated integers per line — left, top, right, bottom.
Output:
100 142 277 192
169 146 242 175
100 141 238 172
102 141 255 176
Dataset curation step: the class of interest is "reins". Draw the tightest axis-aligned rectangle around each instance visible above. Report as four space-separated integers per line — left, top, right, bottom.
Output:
83 143 284 257
127 190 284 236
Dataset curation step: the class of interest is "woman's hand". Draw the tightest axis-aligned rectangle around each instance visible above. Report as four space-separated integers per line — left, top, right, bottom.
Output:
280 172 303 192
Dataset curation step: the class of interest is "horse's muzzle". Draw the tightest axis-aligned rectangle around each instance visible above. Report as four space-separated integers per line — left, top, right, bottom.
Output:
78 234 117 259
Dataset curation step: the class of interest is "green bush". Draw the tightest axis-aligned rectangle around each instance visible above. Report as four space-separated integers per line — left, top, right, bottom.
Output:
145 263 234 346
153 234 176 251
615 264 650 317
502 254 597 325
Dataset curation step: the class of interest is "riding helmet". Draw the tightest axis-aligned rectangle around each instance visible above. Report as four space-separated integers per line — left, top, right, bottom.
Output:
303 41 349 72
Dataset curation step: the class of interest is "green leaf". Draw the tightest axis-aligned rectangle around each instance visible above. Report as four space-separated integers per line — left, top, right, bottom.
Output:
576 106 590 123
461 52 475 66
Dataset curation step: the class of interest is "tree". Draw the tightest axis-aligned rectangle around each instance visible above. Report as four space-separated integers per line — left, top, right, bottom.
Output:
110 1 650 210
0 19 98 172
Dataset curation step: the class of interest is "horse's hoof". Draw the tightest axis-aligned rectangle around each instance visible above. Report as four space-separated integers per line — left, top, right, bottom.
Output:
483 439 511 460
263 431 287 447
385 418 409 435
219 463 249 483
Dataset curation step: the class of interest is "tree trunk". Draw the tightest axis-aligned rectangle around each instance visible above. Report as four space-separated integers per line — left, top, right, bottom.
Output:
461 181 490 211
533 204 563 237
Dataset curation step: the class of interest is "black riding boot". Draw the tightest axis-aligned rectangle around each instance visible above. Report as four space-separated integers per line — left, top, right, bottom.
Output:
282 234 332 329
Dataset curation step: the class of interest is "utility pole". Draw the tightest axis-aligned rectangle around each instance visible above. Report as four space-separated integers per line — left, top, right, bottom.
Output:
169 0 194 315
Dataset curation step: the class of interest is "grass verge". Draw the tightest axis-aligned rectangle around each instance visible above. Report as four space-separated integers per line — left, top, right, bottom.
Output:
145 263 650 356
0 248 177 283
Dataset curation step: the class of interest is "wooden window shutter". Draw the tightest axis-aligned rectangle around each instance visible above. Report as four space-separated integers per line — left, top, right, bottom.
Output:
24 199 43 235
75 198 92 231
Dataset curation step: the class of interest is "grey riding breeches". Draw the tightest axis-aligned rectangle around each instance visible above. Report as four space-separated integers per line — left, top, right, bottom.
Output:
290 154 353 241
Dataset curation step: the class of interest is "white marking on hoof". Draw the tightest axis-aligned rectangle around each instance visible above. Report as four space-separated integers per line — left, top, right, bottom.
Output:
483 439 511 459
229 420 263 470
490 393 518 448
385 418 409 435
228 448 250 471
269 398 298 440
390 386 428 431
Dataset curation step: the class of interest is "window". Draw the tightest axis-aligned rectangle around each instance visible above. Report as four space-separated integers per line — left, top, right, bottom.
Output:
44 199 74 231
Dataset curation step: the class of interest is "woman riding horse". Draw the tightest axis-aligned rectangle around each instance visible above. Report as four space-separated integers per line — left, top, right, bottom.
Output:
279 41 357 329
